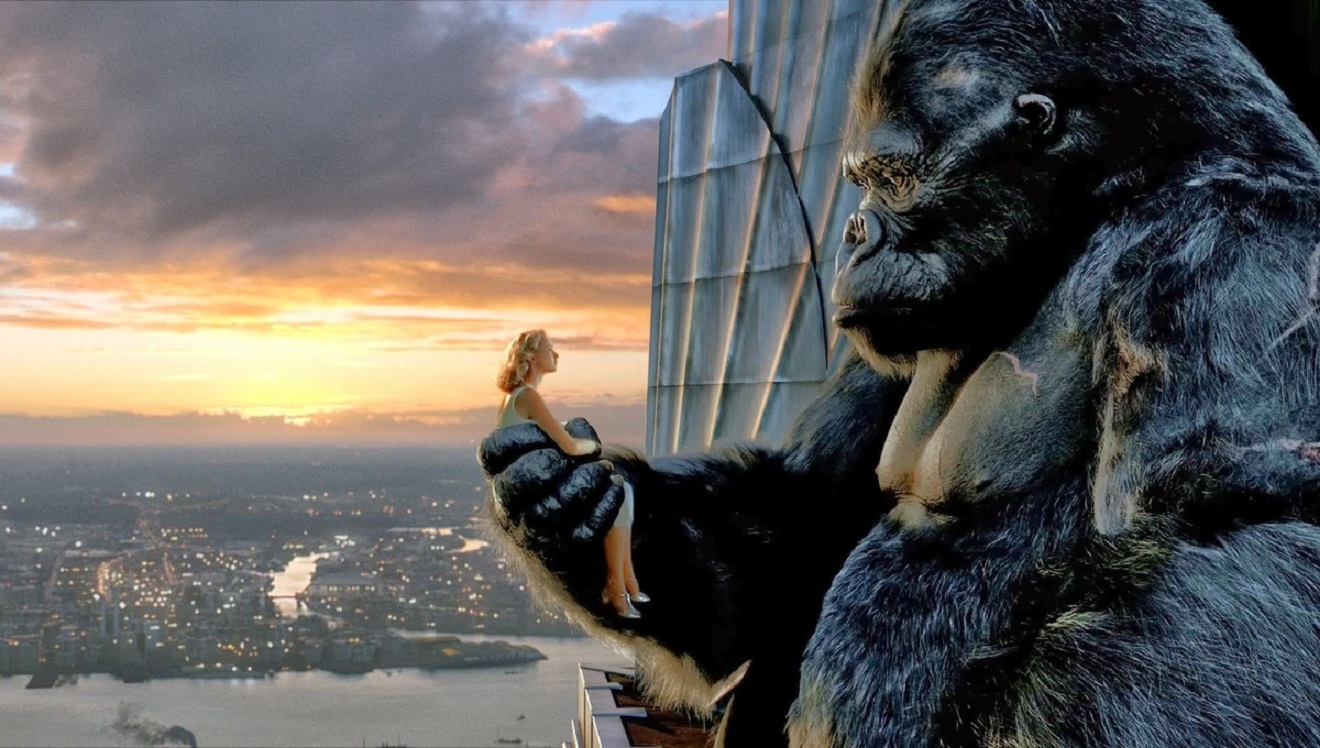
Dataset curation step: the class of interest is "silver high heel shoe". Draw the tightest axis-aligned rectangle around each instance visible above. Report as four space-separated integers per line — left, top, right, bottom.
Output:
626 578 650 603
601 590 641 619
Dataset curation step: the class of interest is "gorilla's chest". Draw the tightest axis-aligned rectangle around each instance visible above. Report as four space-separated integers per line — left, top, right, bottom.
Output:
877 333 1093 508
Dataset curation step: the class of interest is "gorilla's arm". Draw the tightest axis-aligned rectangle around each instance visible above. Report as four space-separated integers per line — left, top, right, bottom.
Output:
607 346 904 665
479 344 904 727
1084 180 1320 533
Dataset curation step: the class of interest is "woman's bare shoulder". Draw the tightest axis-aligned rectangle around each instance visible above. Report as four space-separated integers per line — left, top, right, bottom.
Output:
514 386 549 416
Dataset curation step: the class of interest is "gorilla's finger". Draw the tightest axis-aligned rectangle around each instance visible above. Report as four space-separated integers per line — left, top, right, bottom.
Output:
558 461 614 514
571 483 626 544
527 494 564 522
492 448 569 519
564 418 601 443
478 422 556 478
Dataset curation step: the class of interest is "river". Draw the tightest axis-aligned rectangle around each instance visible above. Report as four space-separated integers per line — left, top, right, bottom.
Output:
0 636 631 747
269 551 330 619
0 552 633 747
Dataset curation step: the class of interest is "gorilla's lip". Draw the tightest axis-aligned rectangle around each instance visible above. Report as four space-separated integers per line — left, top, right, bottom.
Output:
833 304 914 329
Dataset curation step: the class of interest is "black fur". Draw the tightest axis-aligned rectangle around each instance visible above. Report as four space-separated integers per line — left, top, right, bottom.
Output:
478 1 1320 745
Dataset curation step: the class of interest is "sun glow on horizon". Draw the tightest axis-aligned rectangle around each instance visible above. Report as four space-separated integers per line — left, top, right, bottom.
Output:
0 301 650 423
1 249 651 424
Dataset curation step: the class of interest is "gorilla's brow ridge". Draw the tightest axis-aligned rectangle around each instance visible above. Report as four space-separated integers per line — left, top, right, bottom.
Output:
842 152 917 185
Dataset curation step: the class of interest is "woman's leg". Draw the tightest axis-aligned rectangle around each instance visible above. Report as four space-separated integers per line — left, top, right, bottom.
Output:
622 526 648 600
621 525 637 595
615 482 646 601
603 526 626 594
601 527 638 617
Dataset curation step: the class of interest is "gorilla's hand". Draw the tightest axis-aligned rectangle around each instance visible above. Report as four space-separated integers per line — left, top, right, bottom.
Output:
478 417 625 549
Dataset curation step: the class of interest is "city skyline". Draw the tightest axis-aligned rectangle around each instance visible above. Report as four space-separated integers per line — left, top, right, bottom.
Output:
0 0 728 446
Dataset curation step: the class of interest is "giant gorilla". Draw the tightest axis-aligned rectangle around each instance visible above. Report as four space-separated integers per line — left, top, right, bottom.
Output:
478 0 1320 745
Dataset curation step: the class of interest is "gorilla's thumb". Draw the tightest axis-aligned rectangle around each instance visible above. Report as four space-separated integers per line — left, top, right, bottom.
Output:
564 417 602 444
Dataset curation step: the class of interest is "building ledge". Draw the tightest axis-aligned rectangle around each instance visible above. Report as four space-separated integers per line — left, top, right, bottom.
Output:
572 663 717 748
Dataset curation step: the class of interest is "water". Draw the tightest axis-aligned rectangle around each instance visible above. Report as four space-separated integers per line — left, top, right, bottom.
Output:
0 635 631 747
0 554 632 747
269 552 330 618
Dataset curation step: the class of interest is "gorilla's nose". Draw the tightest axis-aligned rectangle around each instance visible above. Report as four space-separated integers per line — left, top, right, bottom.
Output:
835 209 885 277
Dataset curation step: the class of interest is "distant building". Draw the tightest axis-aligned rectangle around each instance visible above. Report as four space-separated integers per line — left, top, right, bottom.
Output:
306 574 381 597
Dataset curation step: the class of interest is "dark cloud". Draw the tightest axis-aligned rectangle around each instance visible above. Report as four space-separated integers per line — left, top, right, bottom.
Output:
0 1 529 244
0 1 727 324
554 115 634 156
450 82 663 277
532 10 727 80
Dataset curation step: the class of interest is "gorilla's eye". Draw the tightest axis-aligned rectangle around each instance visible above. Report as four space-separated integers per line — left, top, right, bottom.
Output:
843 157 918 201
882 173 913 194
1014 93 1058 139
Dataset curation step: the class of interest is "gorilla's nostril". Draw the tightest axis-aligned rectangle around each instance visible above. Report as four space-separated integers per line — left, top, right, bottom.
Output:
838 210 886 275
859 210 883 248
843 212 865 245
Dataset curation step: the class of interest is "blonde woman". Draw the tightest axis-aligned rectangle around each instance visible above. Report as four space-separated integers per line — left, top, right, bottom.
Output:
495 329 648 619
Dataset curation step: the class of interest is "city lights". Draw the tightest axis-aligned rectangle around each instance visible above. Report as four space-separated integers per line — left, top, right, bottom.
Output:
0 454 573 685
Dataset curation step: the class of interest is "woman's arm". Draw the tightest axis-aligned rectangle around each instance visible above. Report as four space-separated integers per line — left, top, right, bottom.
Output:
517 387 599 456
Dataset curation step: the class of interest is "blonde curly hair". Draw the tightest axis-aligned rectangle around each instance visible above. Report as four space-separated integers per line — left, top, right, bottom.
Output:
495 329 547 394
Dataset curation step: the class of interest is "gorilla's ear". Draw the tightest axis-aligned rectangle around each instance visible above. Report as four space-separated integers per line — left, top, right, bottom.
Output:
1014 93 1059 142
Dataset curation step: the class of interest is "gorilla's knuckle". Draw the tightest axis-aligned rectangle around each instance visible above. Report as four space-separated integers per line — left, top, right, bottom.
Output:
507 448 568 482
560 463 609 511
564 417 600 442
478 422 555 476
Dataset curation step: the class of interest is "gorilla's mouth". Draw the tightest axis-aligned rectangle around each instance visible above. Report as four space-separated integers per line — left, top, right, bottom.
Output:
831 301 959 355
832 304 915 330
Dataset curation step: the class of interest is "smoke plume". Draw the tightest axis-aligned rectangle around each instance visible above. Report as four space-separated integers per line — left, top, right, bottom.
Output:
111 703 199 748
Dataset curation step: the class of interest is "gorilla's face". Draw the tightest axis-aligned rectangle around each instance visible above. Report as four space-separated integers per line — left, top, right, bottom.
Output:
831 12 1087 360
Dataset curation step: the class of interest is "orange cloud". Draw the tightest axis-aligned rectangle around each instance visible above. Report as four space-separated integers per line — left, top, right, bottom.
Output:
0 246 653 422
0 313 115 330
592 193 655 214
0 250 651 349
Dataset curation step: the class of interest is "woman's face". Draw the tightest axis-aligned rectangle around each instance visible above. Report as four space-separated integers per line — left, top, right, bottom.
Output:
534 337 558 374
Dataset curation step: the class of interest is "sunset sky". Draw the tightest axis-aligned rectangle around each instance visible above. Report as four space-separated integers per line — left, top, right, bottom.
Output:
0 0 728 446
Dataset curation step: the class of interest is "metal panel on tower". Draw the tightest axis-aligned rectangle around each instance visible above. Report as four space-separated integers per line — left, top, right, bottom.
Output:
646 0 891 455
